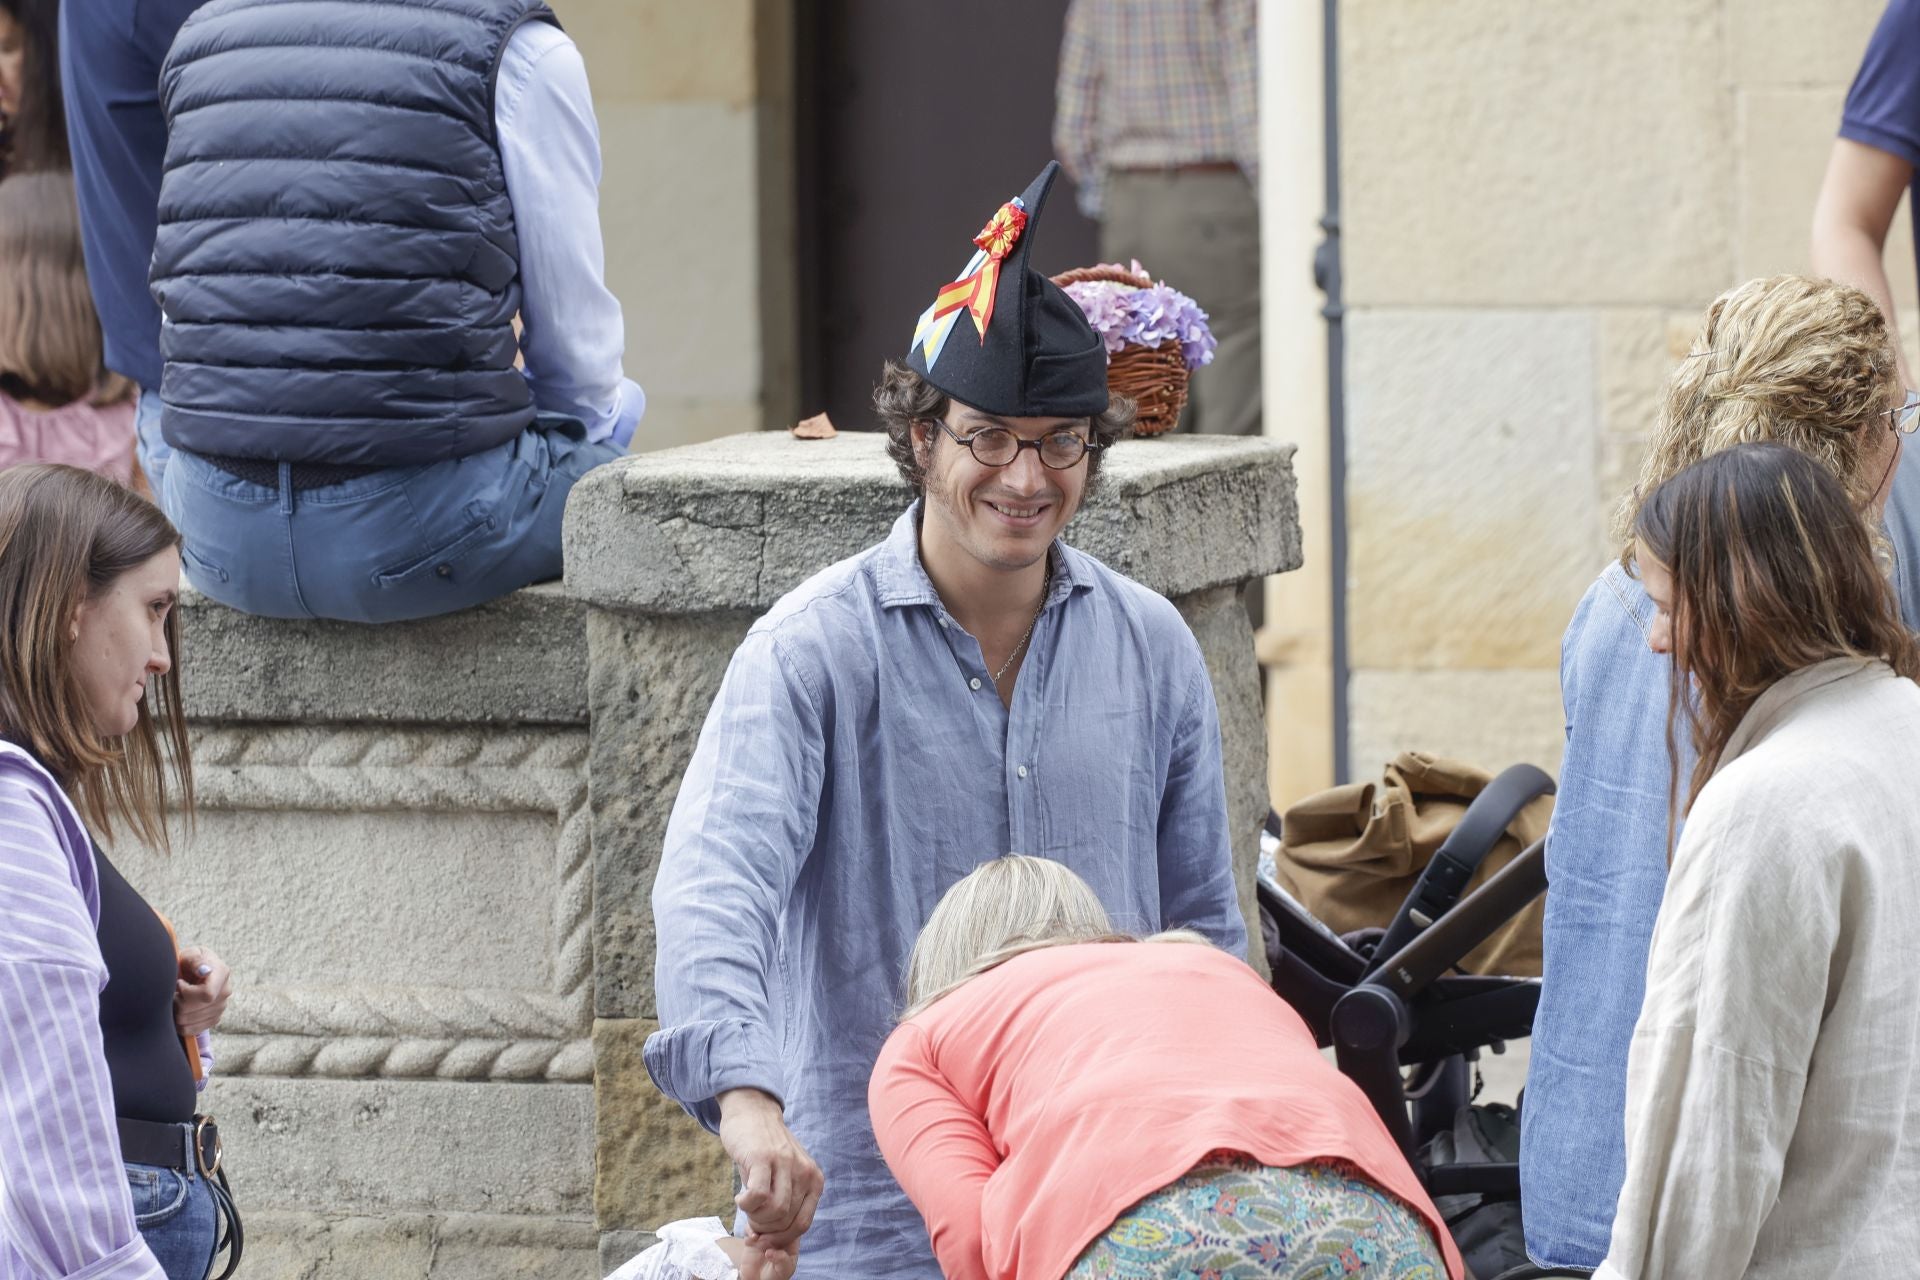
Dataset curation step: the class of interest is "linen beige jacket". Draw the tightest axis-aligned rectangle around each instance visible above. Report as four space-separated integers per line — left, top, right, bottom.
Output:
1597 658 1920 1279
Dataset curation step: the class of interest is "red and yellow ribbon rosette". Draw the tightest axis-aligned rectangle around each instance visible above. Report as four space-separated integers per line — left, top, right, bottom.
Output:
928 201 1029 344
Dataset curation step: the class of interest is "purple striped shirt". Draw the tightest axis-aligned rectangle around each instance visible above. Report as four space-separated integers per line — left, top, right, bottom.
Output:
0 742 168 1280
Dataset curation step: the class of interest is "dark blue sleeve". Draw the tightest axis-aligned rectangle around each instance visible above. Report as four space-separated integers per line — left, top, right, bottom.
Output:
1841 0 1920 169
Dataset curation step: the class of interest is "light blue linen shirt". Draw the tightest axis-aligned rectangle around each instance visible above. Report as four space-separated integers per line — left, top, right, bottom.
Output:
495 21 644 446
1523 470 1920 1267
646 504 1245 1280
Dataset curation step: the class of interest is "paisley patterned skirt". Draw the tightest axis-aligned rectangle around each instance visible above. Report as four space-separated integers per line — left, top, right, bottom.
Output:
1065 1153 1447 1280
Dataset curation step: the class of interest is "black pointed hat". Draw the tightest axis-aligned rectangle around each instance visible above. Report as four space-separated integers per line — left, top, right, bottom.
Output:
905 162 1109 419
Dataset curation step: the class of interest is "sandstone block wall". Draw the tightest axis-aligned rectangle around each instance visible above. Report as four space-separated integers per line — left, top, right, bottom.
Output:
1337 0 1906 781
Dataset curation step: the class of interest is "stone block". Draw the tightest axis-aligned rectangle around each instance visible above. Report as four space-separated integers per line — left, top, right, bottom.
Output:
1173 584 1269 973
601 1231 658 1278
598 102 761 401
1596 309 1701 546
565 0 756 108
206 1079 592 1216
1346 310 1603 669
594 1019 735 1232
1343 0 1730 306
588 611 754 1019
1739 88 1920 313
240 1211 597 1280
178 584 587 725
1730 0 1885 88
1347 669 1567 783
564 433 1301 614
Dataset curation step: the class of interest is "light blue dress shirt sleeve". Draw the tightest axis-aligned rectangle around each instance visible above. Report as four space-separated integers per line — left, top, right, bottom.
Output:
1156 659 1247 954
645 629 827 1132
1520 563 1681 1270
494 22 645 448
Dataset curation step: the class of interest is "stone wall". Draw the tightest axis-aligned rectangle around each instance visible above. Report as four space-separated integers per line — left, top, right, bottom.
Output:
128 434 1296 1278
1336 0 1903 780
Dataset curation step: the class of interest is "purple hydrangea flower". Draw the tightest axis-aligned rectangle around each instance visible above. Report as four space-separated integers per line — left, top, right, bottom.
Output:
1062 265 1217 370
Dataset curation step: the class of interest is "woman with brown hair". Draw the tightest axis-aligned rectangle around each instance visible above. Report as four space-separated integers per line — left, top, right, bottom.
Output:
0 465 234 1279
0 170 139 483
1595 442 1920 1277
1520 274 1918 1268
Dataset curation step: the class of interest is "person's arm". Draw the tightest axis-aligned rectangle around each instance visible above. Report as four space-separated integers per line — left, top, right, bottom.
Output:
1221 0 1259 187
494 22 644 447
1595 796 1830 1280
643 630 828 1270
0 776 168 1280
1155 652 1247 956
1811 138 1914 387
868 1023 998 1280
1053 0 1104 220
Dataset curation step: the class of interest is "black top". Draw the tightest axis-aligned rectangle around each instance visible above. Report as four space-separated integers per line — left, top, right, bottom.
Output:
93 847 196 1124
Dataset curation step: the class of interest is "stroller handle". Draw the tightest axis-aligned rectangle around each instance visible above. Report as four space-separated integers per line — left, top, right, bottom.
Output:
1363 763 1556 978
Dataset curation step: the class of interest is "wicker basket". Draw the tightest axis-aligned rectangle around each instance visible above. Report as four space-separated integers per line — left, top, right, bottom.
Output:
1052 264 1190 436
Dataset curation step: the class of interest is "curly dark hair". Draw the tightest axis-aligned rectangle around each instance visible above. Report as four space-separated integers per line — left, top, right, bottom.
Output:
872 359 1135 495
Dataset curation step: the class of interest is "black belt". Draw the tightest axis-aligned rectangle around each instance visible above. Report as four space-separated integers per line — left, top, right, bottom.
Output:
117 1114 222 1176
199 453 384 490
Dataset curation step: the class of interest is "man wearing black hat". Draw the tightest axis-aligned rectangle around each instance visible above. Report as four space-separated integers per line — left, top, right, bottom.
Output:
645 162 1244 1280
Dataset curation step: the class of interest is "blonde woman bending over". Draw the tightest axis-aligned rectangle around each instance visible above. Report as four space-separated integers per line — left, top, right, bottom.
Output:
868 856 1462 1280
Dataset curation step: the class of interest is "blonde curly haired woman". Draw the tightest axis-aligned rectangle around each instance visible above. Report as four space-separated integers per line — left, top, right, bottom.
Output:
867 856 1463 1280
1520 274 1918 1270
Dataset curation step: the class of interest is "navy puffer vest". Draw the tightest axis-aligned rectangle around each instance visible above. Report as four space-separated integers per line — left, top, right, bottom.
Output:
151 0 556 466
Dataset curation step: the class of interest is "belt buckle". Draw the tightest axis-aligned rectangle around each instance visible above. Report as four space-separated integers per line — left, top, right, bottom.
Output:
193 1114 223 1178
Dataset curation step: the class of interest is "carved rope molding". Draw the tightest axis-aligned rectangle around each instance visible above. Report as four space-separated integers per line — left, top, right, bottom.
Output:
186 726 594 1081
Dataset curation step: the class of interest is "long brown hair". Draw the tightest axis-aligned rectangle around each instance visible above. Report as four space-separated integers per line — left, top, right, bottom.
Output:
0 465 192 848
0 170 133 408
1633 442 1920 825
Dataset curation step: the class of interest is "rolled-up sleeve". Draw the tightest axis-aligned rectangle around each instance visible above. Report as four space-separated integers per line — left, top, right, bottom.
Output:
645 630 827 1131
1155 654 1245 956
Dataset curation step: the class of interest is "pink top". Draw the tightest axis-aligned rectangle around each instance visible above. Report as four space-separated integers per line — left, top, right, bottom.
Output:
869 942 1464 1280
0 392 136 484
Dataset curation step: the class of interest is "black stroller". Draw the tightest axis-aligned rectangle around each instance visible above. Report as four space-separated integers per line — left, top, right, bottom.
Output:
1258 764 1589 1280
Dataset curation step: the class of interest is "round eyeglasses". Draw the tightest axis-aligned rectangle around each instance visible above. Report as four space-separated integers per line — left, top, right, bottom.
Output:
1889 388 1920 436
926 418 1102 470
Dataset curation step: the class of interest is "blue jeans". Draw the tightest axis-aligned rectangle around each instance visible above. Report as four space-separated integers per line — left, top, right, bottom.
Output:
156 417 623 623
127 1162 218 1280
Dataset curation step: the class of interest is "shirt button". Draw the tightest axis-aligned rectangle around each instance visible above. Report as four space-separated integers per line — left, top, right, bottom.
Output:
939 618 949 629
969 677 982 691
1017 765 1029 779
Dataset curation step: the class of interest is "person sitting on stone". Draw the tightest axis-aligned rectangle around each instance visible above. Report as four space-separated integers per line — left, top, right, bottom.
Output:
1520 274 1920 1270
132 0 642 622
869 854 1461 1280
644 161 1247 1280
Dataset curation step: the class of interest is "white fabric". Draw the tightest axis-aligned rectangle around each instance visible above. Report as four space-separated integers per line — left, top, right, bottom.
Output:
1596 658 1920 1279
605 1218 738 1280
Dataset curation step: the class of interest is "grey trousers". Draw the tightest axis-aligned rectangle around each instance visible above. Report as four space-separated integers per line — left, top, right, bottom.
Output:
1100 168 1262 438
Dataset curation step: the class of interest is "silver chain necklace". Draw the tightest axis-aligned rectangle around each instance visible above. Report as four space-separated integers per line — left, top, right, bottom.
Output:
992 562 1053 683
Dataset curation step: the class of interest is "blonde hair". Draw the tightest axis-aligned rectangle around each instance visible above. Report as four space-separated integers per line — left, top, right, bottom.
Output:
0 171 133 409
1618 274 1897 543
901 855 1208 1018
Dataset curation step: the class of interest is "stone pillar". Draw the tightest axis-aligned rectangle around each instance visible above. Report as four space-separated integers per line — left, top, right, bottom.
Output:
566 432 1300 1268
134 587 601 1277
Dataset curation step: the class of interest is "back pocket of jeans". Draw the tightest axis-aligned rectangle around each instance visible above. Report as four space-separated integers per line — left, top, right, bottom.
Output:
125 1164 190 1227
372 505 498 588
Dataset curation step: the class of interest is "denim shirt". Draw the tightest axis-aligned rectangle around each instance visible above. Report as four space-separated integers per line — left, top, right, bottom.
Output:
645 504 1244 1280
1521 562 1680 1268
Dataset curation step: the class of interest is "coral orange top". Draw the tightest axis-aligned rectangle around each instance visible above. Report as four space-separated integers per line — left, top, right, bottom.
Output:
869 941 1464 1280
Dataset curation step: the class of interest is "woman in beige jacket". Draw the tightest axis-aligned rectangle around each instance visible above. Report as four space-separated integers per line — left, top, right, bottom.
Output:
1599 440 1920 1278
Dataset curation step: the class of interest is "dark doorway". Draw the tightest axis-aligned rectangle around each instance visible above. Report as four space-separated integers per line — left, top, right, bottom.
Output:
794 1 1101 432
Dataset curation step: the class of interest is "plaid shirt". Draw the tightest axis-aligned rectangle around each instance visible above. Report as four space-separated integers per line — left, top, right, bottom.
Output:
1053 0 1259 218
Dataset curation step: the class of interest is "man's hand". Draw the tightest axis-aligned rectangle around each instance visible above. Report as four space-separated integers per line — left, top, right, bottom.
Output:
174 945 233 1037
716 1088 821 1280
